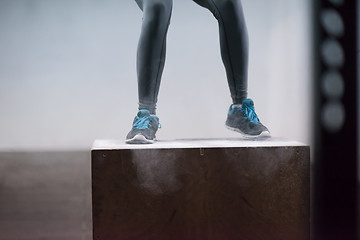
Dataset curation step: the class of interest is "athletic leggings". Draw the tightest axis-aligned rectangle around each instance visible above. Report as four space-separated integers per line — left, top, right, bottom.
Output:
135 0 248 114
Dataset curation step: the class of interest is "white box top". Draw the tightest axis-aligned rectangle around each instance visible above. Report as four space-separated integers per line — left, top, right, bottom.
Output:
92 138 307 150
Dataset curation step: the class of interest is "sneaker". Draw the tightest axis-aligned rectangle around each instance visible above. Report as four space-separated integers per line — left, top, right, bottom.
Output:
126 109 161 144
225 99 270 138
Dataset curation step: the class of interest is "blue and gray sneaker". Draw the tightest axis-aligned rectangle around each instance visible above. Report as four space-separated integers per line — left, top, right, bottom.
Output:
126 109 161 144
225 99 270 138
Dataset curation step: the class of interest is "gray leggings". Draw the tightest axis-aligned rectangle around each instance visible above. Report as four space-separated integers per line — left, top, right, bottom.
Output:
135 0 248 114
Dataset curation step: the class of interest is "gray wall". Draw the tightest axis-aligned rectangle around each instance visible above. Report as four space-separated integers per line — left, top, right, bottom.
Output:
0 0 312 150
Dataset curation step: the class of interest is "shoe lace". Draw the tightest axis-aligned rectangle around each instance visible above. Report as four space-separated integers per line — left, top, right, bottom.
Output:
241 103 260 124
133 115 161 129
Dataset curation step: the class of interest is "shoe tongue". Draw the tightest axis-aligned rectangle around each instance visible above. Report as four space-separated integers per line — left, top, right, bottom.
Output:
242 99 254 108
137 109 151 117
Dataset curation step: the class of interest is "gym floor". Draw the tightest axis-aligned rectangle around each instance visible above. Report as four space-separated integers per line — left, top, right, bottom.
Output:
0 152 92 240
0 152 358 239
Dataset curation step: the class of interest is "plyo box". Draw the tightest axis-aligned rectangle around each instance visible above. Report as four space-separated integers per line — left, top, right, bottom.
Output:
91 139 310 240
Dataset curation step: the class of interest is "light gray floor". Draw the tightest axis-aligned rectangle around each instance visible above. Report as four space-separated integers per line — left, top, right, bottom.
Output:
0 152 92 240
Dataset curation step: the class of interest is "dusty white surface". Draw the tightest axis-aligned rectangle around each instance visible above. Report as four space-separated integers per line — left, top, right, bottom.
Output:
92 138 307 150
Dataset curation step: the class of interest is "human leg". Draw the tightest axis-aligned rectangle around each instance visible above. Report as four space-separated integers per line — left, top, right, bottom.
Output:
136 0 173 114
193 0 269 137
126 0 172 144
193 0 248 104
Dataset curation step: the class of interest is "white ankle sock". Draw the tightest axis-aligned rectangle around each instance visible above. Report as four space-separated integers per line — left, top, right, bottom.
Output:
232 104 242 109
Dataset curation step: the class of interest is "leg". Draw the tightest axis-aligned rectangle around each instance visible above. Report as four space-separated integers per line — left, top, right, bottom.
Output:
126 0 172 144
193 0 248 104
136 0 173 114
193 0 269 137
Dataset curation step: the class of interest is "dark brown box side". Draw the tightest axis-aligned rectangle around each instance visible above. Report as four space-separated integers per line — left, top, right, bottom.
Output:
92 146 310 240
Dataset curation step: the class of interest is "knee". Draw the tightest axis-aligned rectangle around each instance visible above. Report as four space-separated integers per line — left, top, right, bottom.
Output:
217 0 246 25
218 0 238 13
209 0 239 20
144 1 172 23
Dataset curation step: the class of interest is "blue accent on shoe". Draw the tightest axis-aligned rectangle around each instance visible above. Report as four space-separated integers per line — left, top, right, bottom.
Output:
225 98 269 137
126 109 161 144
241 99 260 124
228 99 260 124
133 109 161 130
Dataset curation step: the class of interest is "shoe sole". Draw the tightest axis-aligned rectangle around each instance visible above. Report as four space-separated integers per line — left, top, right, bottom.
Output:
125 134 155 144
225 124 271 139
